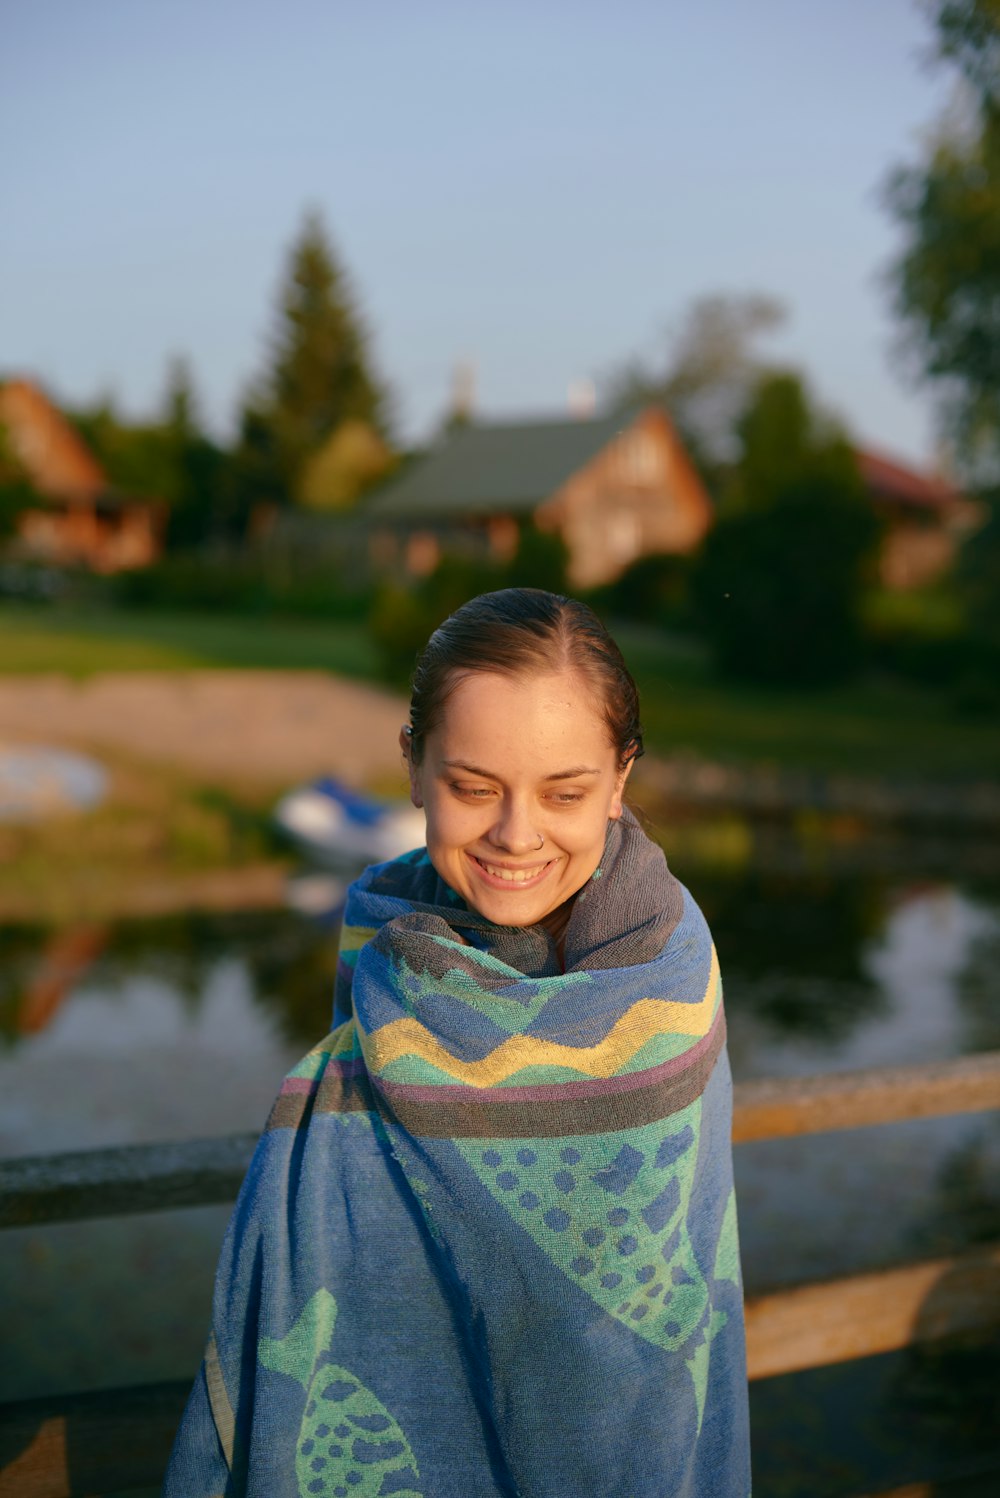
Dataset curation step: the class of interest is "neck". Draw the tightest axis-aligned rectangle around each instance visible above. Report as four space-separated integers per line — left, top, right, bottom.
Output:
540 894 576 964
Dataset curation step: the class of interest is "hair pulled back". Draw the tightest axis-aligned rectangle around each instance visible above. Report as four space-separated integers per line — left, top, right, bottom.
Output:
407 588 643 770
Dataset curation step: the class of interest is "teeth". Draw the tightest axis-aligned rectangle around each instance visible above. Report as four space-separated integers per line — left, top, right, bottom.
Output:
479 860 543 883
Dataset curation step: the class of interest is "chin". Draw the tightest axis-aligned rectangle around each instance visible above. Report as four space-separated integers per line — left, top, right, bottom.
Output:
475 897 551 928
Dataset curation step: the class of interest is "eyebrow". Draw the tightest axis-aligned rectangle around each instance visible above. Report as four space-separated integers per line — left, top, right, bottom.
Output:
441 759 601 781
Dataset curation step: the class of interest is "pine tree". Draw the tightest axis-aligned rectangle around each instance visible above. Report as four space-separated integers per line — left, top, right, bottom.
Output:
249 210 388 504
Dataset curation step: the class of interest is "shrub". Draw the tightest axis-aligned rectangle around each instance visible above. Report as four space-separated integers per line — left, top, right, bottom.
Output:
111 552 373 621
693 496 876 686
585 554 694 629
369 554 510 685
368 524 569 684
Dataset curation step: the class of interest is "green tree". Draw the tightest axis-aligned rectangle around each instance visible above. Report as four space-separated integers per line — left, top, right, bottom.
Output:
70 363 231 549
735 371 864 516
299 420 395 511
885 0 1000 484
693 372 876 685
71 394 178 499
244 210 389 506
158 359 229 549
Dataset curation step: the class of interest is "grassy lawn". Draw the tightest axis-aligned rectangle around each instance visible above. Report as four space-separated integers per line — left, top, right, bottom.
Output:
0 604 380 678
614 624 999 781
1 604 996 782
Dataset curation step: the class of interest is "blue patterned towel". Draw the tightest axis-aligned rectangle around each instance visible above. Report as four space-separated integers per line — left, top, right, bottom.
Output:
164 811 750 1497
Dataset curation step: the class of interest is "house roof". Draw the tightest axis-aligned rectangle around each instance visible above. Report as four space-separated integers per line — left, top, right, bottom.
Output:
0 378 107 501
856 447 962 510
364 411 634 521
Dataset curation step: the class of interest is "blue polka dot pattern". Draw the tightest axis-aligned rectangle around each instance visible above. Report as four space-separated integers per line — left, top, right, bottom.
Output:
617 1235 639 1256
601 1272 622 1290
636 1265 656 1284
482 1149 502 1168
516 1148 537 1166
519 1191 540 1210
543 1207 571 1232
607 1208 629 1227
561 1147 581 1164
582 1227 606 1247
553 1170 576 1193
571 1256 595 1276
497 1171 518 1191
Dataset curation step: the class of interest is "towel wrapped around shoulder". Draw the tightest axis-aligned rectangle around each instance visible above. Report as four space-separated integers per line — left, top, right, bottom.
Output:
164 811 750 1497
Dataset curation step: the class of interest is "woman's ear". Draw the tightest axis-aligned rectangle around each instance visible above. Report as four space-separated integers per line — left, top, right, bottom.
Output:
399 726 423 808
609 753 635 821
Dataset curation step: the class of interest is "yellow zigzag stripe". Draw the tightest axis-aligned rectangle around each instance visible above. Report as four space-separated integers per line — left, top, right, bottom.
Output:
363 947 720 1087
339 925 378 954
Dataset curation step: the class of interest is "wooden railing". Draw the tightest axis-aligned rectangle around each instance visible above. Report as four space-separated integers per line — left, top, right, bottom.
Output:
1 1051 999 1498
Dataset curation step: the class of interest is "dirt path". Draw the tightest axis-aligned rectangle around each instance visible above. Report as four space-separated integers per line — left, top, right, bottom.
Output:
0 671 411 787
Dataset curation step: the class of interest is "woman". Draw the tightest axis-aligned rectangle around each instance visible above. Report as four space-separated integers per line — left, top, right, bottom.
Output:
165 589 750 1498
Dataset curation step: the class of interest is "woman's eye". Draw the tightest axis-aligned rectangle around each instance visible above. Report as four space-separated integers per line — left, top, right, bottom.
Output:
451 784 494 799
548 791 585 805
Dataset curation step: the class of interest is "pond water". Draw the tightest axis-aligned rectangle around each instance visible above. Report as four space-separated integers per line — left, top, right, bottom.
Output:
1 828 998 1495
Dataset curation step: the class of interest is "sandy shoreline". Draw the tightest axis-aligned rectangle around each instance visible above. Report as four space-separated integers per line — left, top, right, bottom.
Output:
0 671 411 787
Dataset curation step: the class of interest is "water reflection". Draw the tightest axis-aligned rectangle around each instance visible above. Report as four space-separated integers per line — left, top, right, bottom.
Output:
695 871 886 1051
0 912 342 1157
2 869 998 1147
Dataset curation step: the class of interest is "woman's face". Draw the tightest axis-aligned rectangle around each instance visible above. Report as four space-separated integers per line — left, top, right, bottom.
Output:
402 668 632 931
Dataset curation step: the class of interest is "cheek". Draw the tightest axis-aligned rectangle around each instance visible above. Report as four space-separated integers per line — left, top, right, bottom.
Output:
423 793 481 848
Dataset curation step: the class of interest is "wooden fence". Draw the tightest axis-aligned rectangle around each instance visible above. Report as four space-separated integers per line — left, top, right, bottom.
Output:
1 1050 998 1498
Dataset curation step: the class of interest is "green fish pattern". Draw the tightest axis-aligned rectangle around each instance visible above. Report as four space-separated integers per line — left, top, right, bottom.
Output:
456 1097 735 1429
258 1289 422 1498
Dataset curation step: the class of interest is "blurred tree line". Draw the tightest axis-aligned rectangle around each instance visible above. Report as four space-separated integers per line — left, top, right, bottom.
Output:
69 209 394 554
3 0 997 705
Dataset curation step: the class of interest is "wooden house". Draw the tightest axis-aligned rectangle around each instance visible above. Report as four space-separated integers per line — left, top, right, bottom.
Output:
364 406 713 588
856 447 982 591
0 379 163 572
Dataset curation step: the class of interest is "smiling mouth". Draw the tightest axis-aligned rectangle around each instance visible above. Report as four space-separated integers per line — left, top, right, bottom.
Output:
471 854 553 885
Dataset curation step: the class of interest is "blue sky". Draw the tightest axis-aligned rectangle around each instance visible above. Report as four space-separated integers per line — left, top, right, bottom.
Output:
2 0 952 463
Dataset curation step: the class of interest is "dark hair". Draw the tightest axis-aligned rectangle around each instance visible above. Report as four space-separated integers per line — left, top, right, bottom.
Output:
407 588 644 769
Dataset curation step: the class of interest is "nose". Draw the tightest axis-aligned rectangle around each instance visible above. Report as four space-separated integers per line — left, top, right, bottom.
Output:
486 796 542 855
